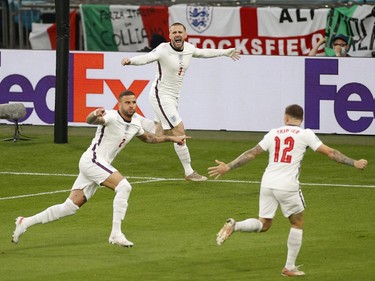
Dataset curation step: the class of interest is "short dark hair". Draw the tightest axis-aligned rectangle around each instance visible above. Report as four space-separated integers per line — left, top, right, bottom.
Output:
285 104 304 120
119 90 136 99
169 22 186 31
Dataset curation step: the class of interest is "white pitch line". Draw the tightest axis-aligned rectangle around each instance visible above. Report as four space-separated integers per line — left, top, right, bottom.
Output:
0 171 78 177
0 171 373 201
0 189 71 200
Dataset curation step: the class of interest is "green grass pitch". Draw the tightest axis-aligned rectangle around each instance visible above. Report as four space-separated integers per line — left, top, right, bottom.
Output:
0 124 374 281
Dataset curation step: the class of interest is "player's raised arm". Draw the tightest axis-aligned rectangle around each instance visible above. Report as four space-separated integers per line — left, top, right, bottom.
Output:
86 107 106 125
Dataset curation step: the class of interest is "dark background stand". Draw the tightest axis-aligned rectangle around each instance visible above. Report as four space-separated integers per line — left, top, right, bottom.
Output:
2 120 31 142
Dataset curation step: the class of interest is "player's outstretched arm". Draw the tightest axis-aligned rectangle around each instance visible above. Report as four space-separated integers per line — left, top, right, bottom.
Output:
138 132 190 145
227 49 241 61
316 144 368 169
121 50 159 66
193 47 241 60
208 144 264 179
208 160 230 180
121 58 131 65
354 159 368 169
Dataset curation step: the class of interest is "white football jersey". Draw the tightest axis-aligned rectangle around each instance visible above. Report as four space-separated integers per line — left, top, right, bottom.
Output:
129 42 234 99
83 110 145 164
258 126 323 191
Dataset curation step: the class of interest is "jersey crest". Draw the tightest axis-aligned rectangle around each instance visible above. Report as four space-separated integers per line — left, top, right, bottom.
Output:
186 6 213 33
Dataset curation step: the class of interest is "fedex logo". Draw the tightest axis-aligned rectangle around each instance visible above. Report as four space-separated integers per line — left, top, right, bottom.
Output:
71 53 149 122
0 72 55 123
305 58 375 133
0 52 149 123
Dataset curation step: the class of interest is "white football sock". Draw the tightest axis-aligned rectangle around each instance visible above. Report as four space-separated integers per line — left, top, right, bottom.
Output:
235 218 263 232
285 228 303 269
112 179 132 234
174 143 194 176
23 198 79 228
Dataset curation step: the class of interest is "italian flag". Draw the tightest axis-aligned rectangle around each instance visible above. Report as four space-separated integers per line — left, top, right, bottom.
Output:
80 4 169 52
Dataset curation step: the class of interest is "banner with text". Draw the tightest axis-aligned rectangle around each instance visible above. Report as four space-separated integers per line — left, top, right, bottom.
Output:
80 4 169 52
31 5 375 56
169 5 329 56
0 50 374 135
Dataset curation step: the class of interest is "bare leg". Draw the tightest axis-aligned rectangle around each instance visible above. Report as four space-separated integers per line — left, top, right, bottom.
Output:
158 122 206 180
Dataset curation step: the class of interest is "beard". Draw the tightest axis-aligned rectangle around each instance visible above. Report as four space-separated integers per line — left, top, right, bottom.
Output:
120 108 135 120
124 111 135 118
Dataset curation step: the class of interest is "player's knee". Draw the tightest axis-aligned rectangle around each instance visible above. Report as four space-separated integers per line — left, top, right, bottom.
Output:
115 179 132 194
291 221 304 229
63 198 80 216
113 180 132 213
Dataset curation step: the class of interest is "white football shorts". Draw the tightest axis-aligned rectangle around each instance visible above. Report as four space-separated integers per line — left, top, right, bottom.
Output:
149 93 182 130
259 187 306 218
71 154 117 200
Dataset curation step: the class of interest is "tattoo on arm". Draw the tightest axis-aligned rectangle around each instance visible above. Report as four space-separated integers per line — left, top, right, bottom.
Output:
86 112 105 125
86 114 97 124
331 150 354 166
139 132 160 144
228 145 263 170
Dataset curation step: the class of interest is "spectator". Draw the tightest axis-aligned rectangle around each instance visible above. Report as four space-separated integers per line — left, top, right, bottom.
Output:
309 34 350 57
